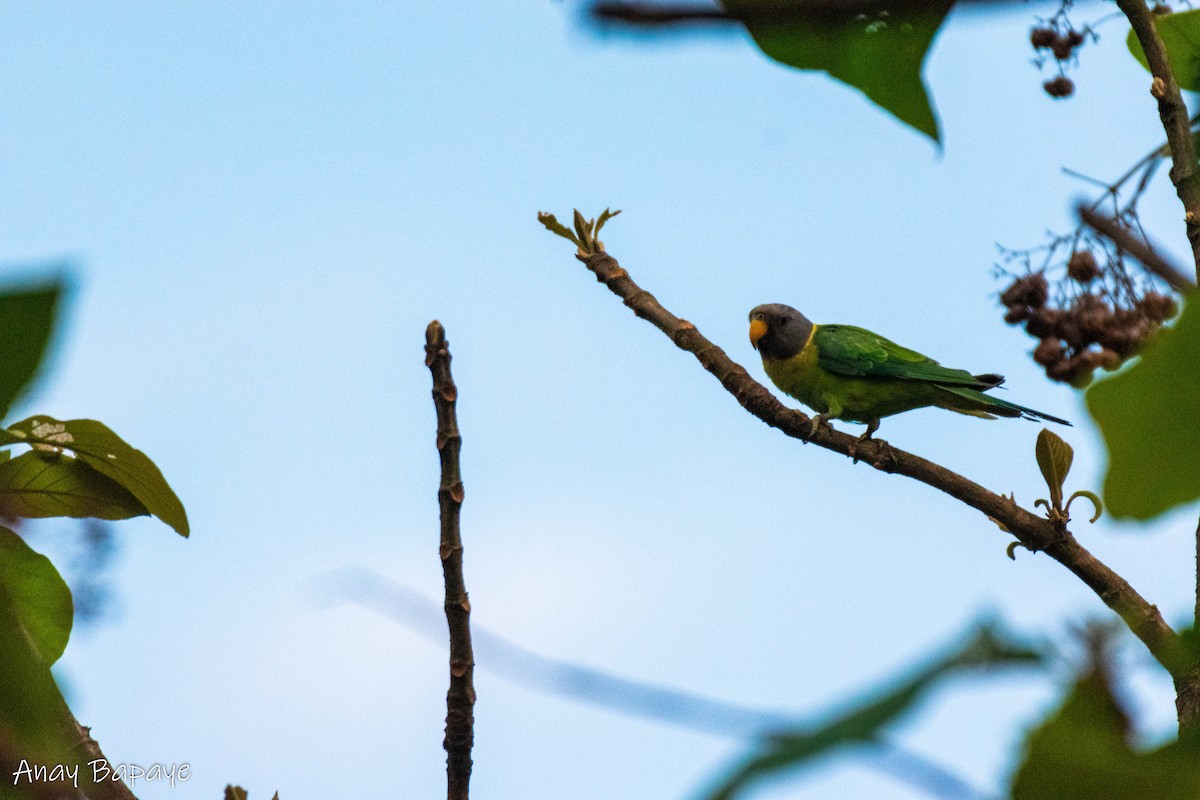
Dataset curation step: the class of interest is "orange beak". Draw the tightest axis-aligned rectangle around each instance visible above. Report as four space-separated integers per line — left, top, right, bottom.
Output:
749 319 768 350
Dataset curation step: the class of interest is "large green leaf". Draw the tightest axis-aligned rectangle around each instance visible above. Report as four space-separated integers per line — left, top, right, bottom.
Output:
699 623 1043 800
0 450 149 522
0 526 72 665
1035 428 1074 510
0 277 64 421
725 0 953 143
1086 294 1200 519
1127 8 1200 92
0 417 189 536
1011 656 1200 799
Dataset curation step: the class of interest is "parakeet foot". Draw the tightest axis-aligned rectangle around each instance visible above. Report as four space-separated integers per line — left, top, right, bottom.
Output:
806 413 832 441
848 419 881 463
870 440 899 471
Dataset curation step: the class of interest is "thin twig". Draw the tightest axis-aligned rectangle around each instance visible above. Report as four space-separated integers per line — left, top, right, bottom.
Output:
561 246 1181 683
1116 0 1200 281
1078 206 1196 294
425 321 476 800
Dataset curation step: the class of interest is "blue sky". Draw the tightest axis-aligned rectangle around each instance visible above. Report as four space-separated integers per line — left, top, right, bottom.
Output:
2 2 1197 798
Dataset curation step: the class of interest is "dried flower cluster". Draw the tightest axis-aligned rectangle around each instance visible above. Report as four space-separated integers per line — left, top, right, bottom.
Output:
998 235 1178 388
1029 3 1095 100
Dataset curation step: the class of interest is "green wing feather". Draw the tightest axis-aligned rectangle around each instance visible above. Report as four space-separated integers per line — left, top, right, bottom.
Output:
814 325 995 388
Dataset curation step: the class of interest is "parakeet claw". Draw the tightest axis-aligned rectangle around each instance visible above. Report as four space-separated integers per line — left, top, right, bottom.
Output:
807 414 832 441
871 440 899 471
849 419 881 464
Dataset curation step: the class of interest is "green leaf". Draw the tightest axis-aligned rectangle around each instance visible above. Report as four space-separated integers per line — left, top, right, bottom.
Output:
595 207 621 235
1 417 189 536
700 622 1043 800
536 211 582 247
573 209 592 244
0 451 149 522
725 0 953 143
0 526 72 665
1086 294 1200 519
1034 428 1073 510
0 276 66 422
1011 660 1200 799
1126 8 1200 92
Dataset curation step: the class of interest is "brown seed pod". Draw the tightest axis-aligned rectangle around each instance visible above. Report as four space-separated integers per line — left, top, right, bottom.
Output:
1056 317 1084 349
1004 306 1031 324
1051 38 1075 60
1025 307 1062 338
1079 309 1115 343
1067 250 1101 282
1044 75 1075 98
1069 366 1096 389
1065 29 1085 47
1033 337 1065 366
1047 357 1077 382
1057 352 1099 388
1101 329 1138 358
1074 292 1108 313
1001 273 1049 308
1138 291 1179 322
1096 348 1122 371
1030 27 1058 48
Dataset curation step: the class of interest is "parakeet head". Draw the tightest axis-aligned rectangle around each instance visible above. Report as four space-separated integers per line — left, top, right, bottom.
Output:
749 304 813 360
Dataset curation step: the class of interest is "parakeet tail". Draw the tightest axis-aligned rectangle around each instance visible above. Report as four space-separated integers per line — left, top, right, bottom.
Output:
935 385 1071 426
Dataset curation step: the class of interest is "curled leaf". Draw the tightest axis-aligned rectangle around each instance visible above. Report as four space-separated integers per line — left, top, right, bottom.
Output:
1035 429 1074 510
1066 490 1103 523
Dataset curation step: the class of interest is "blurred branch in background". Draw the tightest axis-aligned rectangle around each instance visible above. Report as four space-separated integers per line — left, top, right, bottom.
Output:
591 0 1036 28
318 566 1031 800
1079 206 1195 294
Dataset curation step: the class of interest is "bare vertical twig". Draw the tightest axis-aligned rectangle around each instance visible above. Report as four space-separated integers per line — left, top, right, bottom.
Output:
1116 0 1200 280
425 321 476 800
1113 0 1200 733
1195 515 1200 633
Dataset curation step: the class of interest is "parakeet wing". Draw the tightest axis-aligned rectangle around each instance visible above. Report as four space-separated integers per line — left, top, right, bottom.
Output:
814 325 991 387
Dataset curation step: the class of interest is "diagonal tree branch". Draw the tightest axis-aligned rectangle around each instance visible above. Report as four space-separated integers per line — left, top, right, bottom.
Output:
1116 0 1200 281
425 321 476 800
558 245 1183 687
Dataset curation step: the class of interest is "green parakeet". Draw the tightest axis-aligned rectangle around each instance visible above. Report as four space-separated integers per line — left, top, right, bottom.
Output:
748 303 1070 442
